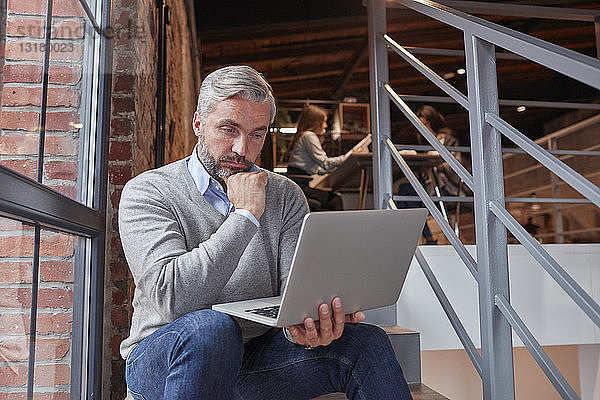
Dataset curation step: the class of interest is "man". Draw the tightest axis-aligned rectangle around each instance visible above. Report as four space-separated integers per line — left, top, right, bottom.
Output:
119 65 412 399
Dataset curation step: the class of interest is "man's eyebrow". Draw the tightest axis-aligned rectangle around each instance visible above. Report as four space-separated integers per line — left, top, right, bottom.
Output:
252 125 269 132
218 119 242 128
218 119 268 133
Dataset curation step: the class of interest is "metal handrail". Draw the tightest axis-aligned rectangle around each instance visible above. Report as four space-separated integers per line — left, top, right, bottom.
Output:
369 0 600 398
384 35 469 109
397 93 600 110
392 0 600 89
387 0 600 21
487 114 600 208
531 114 600 144
439 0 600 21
395 144 600 157
489 201 600 328
402 45 524 60
495 294 580 400
391 192 484 377
386 85 474 189
393 195 594 204
387 139 478 279
415 247 483 378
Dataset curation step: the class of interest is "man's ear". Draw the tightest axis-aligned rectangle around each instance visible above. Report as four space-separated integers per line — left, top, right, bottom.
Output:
192 112 202 137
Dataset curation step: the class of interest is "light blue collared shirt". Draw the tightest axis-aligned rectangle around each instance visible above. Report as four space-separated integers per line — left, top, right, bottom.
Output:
187 147 260 227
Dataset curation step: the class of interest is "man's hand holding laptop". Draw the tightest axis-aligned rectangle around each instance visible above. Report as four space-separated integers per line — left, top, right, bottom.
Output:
286 297 365 348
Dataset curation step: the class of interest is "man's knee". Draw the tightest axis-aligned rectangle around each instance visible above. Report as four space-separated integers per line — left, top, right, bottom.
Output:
175 309 243 362
341 323 395 359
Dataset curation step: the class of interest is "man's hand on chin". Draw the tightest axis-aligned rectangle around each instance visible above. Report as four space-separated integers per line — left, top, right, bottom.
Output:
286 297 366 349
224 171 268 220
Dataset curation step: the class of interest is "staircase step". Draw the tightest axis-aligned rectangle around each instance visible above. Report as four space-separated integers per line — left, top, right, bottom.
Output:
312 383 448 400
381 325 421 384
409 383 449 400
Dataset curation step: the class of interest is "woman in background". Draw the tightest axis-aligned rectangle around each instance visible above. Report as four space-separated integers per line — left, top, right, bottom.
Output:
286 105 350 210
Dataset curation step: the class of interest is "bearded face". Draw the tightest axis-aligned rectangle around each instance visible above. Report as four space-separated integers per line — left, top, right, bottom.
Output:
196 131 254 179
192 97 270 182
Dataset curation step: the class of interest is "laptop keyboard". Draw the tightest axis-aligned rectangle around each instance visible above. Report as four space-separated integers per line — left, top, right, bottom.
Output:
245 305 280 319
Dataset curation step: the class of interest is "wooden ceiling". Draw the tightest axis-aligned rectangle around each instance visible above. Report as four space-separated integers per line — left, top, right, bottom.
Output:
196 0 600 142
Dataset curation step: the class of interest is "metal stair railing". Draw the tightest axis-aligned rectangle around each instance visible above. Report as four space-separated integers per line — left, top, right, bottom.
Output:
388 197 483 378
367 0 600 399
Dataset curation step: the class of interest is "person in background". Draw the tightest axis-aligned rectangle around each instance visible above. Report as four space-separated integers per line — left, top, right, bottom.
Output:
396 105 463 244
286 104 349 210
418 106 462 200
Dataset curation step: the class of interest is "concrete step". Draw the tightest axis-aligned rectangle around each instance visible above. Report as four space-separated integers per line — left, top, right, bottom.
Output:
124 383 448 400
314 383 448 400
408 383 449 400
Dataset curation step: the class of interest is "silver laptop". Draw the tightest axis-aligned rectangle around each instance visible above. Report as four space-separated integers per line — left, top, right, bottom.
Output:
212 208 427 327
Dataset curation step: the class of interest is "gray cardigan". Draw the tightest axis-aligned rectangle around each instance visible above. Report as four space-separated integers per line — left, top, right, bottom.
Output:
118 158 309 359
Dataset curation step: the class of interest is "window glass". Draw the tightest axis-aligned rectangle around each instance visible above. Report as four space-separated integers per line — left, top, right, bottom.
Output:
0 217 34 398
0 4 44 179
0 0 104 397
33 229 78 398
43 0 97 203
1 0 101 206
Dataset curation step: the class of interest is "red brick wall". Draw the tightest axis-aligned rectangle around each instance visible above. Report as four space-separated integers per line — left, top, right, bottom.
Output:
0 222 76 400
0 1 6 101
0 0 86 397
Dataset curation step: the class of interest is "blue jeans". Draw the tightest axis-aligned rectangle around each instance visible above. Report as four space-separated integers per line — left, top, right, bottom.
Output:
125 309 413 400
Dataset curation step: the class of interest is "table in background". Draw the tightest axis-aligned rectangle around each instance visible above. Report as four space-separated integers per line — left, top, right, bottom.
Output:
310 152 442 209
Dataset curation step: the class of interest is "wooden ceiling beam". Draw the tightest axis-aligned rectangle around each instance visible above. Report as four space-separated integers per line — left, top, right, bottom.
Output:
262 34 595 89
202 38 362 67
267 68 346 84
332 38 369 97
198 16 367 43
273 46 598 99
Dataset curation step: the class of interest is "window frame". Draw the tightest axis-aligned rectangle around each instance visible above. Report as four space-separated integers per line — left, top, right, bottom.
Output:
0 0 112 397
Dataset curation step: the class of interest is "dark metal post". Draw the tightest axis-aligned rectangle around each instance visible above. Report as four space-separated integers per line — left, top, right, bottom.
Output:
155 0 168 168
595 16 600 59
88 0 113 397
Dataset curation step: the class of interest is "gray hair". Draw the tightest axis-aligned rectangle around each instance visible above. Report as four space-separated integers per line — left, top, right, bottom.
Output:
196 65 276 124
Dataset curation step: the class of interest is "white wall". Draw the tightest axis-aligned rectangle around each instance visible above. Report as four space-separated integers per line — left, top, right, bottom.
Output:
397 244 600 350
396 244 600 398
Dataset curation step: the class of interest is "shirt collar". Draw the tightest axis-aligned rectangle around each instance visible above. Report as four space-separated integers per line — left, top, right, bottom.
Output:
188 146 211 195
187 145 260 195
